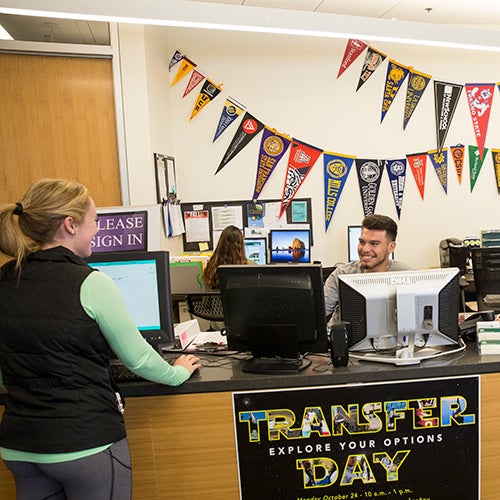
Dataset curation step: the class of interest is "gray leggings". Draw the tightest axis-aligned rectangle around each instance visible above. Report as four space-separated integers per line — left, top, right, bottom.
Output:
4 438 132 500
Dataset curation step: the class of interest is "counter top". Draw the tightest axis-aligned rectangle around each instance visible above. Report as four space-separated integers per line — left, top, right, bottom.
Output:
121 344 500 397
2 344 500 404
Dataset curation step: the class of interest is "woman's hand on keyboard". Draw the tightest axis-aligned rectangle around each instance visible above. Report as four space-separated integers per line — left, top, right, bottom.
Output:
174 354 202 375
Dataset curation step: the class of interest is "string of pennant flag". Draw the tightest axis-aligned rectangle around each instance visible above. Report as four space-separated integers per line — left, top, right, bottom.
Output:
168 44 500 232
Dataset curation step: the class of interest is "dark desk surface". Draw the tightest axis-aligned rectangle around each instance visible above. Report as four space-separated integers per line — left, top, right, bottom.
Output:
120 344 500 398
2 345 500 404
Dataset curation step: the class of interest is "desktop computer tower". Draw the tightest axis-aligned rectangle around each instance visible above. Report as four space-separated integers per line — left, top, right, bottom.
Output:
439 238 468 275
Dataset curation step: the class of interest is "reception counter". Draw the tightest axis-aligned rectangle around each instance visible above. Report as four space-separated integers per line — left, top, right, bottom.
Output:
1 347 500 499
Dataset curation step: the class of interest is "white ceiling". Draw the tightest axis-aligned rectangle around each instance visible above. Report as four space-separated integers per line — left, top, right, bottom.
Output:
192 0 500 27
0 0 499 45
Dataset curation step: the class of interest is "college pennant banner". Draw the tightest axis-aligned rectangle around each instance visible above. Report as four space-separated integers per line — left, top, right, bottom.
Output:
469 145 489 192
280 140 323 218
428 149 448 194
168 49 183 72
252 127 292 201
491 149 500 194
355 158 384 216
407 152 427 200
170 56 196 87
213 97 246 142
386 158 407 219
434 81 463 153
465 83 495 159
183 69 205 98
381 60 411 123
190 79 223 120
450 144 465 185
356 46 387 91
403 69 432 130
323 152 355 232
337 39 367 79
216 112 264 174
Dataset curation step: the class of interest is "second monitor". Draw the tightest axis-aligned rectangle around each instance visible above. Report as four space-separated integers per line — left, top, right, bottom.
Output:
269 229 311 264
244 237 268 265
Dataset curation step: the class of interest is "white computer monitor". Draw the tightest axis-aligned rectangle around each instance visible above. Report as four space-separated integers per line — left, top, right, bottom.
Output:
338 268 465 365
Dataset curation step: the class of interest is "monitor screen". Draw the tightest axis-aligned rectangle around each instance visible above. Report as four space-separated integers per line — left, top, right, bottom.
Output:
339 268 464 365
244 237 268 265
471 247 500 313
348 225 394 262
86 250 175 349
269 229 311 264
347 225 361 262
218 264 328 374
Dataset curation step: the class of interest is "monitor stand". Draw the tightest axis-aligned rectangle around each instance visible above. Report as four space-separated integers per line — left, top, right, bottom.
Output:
242 356 311 374
349 335 467 366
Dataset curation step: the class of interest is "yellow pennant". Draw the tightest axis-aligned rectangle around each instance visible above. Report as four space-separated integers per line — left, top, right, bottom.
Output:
170 57 196 87
190 80 223 120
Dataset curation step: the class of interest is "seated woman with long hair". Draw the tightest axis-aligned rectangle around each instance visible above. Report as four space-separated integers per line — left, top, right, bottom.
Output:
202 225 255 290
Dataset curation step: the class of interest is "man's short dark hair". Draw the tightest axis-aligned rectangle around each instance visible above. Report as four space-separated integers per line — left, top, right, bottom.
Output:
361 214 398 241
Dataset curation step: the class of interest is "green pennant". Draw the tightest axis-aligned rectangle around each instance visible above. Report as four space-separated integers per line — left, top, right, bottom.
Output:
469 145 489 192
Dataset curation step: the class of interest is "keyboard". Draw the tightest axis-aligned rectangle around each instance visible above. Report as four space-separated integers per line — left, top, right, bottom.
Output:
109 363 144 382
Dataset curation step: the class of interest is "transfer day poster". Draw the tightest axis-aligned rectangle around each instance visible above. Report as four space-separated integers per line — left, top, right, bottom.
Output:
233 376 479 499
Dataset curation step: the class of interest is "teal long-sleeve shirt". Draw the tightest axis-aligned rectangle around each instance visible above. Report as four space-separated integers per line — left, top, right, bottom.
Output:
0 270 190 463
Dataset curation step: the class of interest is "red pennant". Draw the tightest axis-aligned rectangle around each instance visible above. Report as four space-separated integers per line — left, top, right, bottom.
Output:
465 83 495 158
182 69 205 98
280 140 323 218
406 152 427 200
337 39 367 79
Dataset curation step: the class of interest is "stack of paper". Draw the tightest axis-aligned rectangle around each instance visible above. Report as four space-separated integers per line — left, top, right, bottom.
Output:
477 321 500 355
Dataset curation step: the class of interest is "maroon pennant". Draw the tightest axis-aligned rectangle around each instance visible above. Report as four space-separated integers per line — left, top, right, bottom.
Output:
337 39 367 79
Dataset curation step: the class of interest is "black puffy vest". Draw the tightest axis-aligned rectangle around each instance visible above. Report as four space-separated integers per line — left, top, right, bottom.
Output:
0 246 126 453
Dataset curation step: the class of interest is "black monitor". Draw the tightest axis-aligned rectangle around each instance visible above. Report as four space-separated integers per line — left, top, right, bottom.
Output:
471 247 500 313
218 264 328 374
269 229 311 263
86 250 175 350
339 268 465 365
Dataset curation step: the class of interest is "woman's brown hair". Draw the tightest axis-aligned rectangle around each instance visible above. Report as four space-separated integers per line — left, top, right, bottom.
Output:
202 225 248 289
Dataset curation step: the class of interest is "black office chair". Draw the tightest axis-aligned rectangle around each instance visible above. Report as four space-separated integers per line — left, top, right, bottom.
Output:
312 261 337 283
185 292 225 322
471 248 500 314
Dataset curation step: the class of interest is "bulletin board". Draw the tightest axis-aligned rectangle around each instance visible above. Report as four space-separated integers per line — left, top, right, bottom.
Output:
180 198 312 252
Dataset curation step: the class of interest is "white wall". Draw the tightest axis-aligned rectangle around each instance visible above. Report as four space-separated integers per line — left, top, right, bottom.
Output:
118 25 500 269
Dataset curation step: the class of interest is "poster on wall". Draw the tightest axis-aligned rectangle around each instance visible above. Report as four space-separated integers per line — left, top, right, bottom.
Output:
232 376 479 499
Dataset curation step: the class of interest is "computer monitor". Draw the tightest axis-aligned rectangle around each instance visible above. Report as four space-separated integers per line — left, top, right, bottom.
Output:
471 247 500 313
244 237 268 265
338 268 465 365
218 264 328 373
348 225 394 262
86 250 175 350
269 229 311 263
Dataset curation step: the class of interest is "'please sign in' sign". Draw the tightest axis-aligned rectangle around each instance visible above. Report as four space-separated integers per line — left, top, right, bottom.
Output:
91 211 148 253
